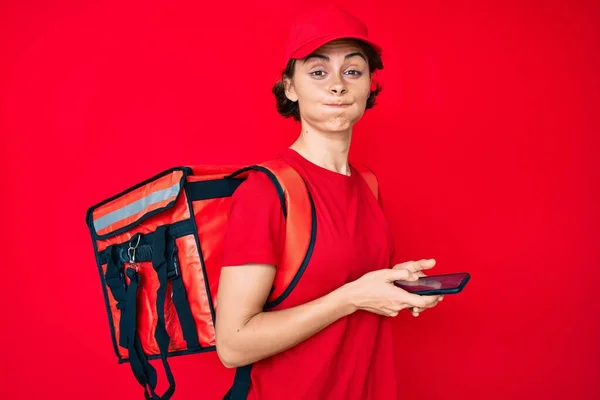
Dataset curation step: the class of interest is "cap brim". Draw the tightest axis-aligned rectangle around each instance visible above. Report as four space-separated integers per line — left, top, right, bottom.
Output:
291 34 382 60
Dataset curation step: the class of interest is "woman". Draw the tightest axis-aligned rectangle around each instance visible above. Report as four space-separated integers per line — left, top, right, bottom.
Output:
216 5 442 399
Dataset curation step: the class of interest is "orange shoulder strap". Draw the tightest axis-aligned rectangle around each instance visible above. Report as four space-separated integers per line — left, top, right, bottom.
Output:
256 159 316 308
351 162 379 202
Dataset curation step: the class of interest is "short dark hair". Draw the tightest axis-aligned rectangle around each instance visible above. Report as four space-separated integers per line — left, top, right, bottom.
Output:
272 40 384 121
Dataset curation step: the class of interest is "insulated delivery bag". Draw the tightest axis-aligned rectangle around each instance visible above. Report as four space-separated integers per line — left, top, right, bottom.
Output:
85 159 378 399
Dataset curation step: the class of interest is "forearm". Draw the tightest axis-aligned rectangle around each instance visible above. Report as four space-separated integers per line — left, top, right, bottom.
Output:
217 283 356 367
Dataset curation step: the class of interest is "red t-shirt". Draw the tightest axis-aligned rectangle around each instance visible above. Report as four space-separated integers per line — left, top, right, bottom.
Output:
222 148 398 400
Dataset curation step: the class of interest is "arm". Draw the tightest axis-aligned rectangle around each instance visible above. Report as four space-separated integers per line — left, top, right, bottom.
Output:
215 264 433 368
215 263 355 368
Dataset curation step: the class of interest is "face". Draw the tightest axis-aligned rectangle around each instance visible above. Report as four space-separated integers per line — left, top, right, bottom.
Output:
284 40 372 133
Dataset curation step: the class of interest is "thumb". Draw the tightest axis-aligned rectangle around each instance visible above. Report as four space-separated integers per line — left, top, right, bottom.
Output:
386 268 419 282
417 258 436 270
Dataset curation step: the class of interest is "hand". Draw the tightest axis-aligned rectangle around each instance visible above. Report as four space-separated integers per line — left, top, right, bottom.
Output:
344 268 441 317
393 259 443 317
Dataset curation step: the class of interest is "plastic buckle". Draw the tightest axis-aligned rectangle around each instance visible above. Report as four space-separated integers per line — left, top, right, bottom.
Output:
118 247 130 264
125 267 138 280
167 248 180 280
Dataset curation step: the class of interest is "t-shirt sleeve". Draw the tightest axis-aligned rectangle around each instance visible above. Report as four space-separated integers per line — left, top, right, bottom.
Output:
221 170 286 267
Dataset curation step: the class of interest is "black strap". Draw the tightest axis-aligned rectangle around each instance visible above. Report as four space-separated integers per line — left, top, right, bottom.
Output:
224 365 253 400
97 219 196 266
167 242 201 350
105 245 159 399
101 224 200 351
106 225 202 400
186 178 244 201
152 226 177 400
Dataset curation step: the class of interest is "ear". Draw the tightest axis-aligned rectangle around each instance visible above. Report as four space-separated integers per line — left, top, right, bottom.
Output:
284 77 298 102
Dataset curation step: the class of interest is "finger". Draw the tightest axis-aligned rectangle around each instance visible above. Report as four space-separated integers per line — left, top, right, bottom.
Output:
402 261 420 273
412 294 439 309
400 259 436 274
425 296 444 308
392 260 417 270
417 258 436 271
427 296 441 307
387 268 418 282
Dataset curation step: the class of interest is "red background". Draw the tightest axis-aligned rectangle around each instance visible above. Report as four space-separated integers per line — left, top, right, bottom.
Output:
1 0 599 399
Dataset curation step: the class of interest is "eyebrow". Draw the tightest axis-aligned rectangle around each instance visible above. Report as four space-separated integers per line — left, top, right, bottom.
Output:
303 52 367 63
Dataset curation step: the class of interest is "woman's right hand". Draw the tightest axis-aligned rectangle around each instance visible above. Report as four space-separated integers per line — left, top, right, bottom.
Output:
345 268 442 317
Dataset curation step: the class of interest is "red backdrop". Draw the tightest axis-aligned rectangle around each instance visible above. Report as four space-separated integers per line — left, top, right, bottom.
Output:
1 0 599 399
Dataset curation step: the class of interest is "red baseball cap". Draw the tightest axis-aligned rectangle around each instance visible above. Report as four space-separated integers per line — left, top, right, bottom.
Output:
282 4 382 68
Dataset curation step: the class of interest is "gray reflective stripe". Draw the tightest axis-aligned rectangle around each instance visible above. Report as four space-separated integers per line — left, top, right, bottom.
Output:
94 182 181 233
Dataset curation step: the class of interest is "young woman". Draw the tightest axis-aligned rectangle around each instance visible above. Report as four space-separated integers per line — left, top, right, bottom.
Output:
216 5 443 399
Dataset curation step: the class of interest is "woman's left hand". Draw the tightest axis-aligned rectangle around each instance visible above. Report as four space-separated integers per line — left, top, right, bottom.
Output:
392 259 443 317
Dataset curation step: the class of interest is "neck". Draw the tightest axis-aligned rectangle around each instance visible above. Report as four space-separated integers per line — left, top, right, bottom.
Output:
289 123 352 176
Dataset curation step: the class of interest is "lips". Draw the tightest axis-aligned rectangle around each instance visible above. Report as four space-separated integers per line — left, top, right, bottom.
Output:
325 103 351 108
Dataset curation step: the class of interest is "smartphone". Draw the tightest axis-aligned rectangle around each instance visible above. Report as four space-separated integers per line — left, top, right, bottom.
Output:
393 272 470 296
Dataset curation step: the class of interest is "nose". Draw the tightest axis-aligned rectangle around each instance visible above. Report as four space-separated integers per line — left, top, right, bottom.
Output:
330 87 347 95
329 75 347 96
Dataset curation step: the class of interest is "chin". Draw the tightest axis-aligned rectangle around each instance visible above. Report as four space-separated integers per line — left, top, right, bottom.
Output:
323 117 355 132
303 108 364 133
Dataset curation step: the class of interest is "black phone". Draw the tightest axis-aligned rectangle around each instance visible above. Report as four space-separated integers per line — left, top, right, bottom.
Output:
393 272 470 296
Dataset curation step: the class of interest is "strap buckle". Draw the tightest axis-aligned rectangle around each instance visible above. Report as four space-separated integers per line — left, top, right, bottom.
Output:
127 234 142 272
127 233 142 263
167 246 180 280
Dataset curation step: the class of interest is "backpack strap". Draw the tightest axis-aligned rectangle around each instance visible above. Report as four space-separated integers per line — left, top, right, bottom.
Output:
351 162 379 202
225 159 316 309
259 158 316 308
104 244 160 400
149 226 177 400
224 159 316 400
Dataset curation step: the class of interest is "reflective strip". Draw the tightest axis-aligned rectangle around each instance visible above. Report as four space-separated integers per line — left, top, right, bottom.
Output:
93 182 181 232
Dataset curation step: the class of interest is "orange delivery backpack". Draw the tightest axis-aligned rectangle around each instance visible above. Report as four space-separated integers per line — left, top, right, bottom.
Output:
85 158 379 400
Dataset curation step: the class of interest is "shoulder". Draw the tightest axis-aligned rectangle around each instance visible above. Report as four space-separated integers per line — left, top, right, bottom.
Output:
228 169 283 216
232 170 279 200
223 169 287 267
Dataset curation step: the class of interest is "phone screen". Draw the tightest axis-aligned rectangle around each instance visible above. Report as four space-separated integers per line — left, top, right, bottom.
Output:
394 272 470 294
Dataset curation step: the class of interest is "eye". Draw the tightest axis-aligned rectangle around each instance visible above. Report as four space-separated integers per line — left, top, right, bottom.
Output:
310 70 327 77
345 69 363 76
